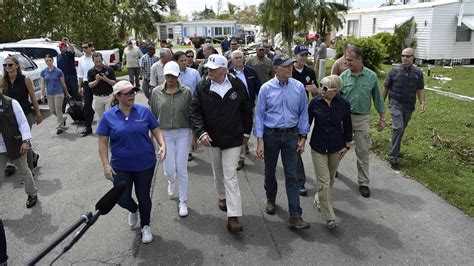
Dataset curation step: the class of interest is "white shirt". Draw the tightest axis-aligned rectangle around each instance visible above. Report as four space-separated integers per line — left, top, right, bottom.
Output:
77 54 94 81
149 60 165 87
234 69 248 93
123 46 143 68
210 77 232 99
0 99 32 153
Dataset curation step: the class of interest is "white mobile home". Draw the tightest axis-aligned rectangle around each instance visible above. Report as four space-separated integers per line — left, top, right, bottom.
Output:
156 20 237 45
340 0 474 64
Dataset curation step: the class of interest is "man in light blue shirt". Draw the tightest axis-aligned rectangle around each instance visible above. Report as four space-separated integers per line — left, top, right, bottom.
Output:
173 51 201 93
254 53 310 229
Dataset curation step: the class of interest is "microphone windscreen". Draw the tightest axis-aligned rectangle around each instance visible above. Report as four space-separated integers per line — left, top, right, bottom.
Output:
95 182 127 215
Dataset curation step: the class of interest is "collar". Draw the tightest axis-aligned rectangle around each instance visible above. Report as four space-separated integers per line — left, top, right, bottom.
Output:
113 104 136 113
159 81 185 92
210 76 230 86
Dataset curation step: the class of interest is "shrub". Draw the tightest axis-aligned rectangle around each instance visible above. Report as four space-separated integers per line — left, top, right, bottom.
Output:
373 32 400 64
336 36 387 74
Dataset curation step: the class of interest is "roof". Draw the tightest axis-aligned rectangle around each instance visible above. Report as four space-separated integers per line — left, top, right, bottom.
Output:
379 16 414 31
459 16 474 30
346 0 460 14
157 19 236 26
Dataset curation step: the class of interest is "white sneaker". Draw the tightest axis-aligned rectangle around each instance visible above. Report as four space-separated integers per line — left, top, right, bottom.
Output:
167 181 176 198
128 211 138 227
141 225 153 244
178 201 188 217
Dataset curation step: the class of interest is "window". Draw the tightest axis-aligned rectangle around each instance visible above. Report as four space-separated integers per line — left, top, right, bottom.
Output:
456 24 471 42
214 27 223 36
373 18 377 34
347 20 359 37
168 28 174 39
223 27 232 35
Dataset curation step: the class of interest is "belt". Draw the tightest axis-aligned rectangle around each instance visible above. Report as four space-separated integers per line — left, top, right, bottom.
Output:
351 112 367 115
264 126 296 133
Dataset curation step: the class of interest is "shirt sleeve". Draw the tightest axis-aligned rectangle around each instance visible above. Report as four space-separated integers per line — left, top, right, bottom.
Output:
149 64 157 87
146 108 159 130
383 68 394 88
107 67 116 80
12 100 32 141
296 83 310 135
95 114 110 136
253 85 267 138
77 58 85 79
87 69 94 82
372 74 385 114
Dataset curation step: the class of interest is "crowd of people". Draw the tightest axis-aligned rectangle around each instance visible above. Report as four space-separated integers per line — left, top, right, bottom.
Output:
0 35 426 260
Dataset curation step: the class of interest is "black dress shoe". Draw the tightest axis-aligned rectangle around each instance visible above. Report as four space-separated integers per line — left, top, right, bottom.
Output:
298 185 308 196
188 153 194 161
4 165 16 176
265 201 276 215
359 186 371 198
33 153 40 168
236 160 244 171
26 195 38 208
81 128 93 137
389 158 400 170
56 129 64 135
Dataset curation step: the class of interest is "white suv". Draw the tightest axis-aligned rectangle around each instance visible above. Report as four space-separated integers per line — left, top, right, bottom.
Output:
0 51 42 103
0 38 83 72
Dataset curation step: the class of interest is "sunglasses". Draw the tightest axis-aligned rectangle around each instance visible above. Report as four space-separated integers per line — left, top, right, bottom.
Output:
401 54 413 58
3 63 15 67
186 55 194 58
82 46 89 49
231 43 237 45
322 85 337 92
118 91 137 97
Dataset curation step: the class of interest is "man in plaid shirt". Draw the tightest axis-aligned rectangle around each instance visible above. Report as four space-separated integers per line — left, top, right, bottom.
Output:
140 45 159 99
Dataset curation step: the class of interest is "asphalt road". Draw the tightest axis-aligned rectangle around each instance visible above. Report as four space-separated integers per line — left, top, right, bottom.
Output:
1 91 473 265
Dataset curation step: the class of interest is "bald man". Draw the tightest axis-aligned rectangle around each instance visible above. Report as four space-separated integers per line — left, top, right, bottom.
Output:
383 48 426 170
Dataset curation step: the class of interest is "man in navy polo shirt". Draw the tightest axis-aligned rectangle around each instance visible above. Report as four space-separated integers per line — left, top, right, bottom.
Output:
292 44 318 196
57 38 81 112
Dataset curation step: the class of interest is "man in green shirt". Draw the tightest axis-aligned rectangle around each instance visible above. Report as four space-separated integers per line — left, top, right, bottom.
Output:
340 46 385 198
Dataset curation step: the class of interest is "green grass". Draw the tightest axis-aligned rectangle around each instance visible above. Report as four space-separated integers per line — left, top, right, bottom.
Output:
114 66 127 77
420 66 474 97
367 64 474 216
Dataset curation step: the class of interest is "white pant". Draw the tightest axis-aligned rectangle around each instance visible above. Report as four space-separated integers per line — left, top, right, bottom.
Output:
206 146 242 217
47 94 65 129
163 128 191 202
93 94 112 120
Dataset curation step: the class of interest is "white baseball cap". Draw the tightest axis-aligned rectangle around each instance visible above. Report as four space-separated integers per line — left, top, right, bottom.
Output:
163 61 180 77
113 80 139 95
204 54 228 69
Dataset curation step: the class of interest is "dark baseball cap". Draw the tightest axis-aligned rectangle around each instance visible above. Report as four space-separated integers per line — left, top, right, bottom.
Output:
294 44 311 55
273 53 295 67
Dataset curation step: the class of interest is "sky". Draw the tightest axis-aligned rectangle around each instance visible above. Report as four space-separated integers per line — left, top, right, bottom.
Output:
176 0 388 18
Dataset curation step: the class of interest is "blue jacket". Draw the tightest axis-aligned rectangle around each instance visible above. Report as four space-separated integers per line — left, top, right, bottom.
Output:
229 65 261 107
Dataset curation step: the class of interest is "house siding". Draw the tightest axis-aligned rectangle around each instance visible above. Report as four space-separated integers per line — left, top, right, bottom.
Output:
340 1 474 61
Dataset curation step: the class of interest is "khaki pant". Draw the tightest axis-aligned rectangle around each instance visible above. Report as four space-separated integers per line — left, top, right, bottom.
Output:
93 94 112 120
206 146 242 217
351 114 371 186
0 153 37 196
312 150 340 221
47 94 66 129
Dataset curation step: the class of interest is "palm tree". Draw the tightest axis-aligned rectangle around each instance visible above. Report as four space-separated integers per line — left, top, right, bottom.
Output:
301 0 348 39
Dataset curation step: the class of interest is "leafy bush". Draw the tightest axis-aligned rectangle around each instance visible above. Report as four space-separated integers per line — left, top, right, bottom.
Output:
373 32 400 63
336 36 387 74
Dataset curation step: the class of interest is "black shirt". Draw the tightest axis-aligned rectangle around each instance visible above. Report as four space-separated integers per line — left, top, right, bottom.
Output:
87 66 116 96
4 74 31 115
308 95 352 154
292 64 316 98
384 64 424 112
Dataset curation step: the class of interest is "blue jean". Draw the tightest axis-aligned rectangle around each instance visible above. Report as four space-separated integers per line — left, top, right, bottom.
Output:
0 219 7 263
263 128 302 218
113 166 155 228
389 107 413 160
62 75 81 112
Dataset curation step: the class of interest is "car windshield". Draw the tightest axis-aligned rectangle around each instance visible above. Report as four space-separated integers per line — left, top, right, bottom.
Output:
14 54 36 70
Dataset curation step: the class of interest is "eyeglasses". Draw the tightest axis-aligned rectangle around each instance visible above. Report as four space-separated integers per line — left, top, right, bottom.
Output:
82 46 89 49
2 63 15 67
322 85 337 92
118 91 137 97
231 43 237 45
401 54 413 58
186 55 194 58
